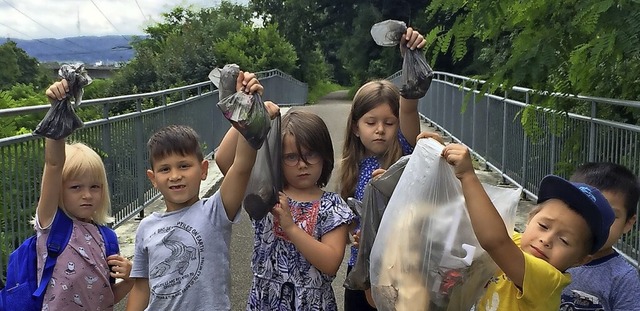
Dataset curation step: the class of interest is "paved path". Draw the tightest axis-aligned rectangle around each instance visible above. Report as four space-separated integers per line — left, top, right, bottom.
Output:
114 90 534 310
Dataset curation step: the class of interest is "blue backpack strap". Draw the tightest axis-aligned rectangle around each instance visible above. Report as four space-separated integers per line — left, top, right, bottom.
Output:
34 209 73 298
97 225 120 284
97 225 119 257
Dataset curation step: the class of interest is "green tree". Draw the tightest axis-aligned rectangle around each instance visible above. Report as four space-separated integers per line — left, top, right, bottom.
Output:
0 42 21 89
251 0 432 87
213 24 297 74
109 1 297 98
426 0 640 107
0 41 51 91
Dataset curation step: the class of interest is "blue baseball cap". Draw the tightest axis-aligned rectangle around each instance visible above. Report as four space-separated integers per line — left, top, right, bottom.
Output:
537 175 615 254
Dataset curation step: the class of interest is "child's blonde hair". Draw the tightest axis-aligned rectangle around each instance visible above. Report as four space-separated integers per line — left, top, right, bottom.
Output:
61 142 113 225
339 80 403 199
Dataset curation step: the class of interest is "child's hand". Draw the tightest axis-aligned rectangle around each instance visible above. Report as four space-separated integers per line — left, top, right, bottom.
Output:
372 168 386 180
236 71 263 95
45 79 69 103
442 143 475 180
417 131 444 145
265 101 280 119
351 229 361 248
272 192 295 231
107 254 132 281
400 27 426 56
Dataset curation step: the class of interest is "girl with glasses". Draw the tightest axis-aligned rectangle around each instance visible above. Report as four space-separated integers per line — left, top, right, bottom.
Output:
215 108 355 310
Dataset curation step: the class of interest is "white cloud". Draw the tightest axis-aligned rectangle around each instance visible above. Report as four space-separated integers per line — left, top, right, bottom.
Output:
0 0 249 40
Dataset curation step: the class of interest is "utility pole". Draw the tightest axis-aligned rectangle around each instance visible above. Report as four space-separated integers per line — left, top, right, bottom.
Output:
77 8 81 36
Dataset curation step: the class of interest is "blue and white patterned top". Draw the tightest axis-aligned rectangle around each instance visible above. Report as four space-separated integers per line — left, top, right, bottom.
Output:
247 191 355 311
348 132 414 266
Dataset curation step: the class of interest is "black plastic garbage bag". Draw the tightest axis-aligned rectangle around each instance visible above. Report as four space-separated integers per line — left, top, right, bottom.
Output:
344 155 410 291
401 47 433 99
33 64 92 139
370 20 434 99
243 116 282 220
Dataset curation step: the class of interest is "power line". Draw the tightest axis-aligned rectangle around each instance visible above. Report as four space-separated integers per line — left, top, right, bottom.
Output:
0 21 83 54
1 0 91 53
134 0 147 21
89 0 132 43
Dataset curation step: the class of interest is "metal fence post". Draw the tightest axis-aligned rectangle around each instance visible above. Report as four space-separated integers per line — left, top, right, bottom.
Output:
589 101 597 162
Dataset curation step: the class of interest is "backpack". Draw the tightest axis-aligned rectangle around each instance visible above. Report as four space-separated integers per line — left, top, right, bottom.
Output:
0 209 119 311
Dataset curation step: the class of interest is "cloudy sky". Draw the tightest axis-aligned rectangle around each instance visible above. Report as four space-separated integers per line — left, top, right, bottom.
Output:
0 0 249 40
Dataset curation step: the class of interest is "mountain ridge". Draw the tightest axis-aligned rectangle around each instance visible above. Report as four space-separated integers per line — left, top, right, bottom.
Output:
8 35 143 65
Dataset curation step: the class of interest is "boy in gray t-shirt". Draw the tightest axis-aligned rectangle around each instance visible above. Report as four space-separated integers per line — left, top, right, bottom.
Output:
561 162 640 311
125 72 263 310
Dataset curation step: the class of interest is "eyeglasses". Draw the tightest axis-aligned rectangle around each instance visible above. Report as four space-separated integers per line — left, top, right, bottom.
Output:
283 151 322 167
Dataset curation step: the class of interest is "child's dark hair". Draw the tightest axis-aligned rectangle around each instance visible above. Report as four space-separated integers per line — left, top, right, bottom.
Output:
570 162 640 220
281 110 334 188
147 125 204 169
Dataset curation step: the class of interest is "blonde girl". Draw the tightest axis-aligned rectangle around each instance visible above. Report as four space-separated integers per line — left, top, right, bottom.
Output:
34 80 133 310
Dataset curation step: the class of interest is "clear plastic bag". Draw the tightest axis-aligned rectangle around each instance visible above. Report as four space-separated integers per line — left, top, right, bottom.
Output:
209 63 240 101
370 20 408 46
369 138 521 311
344 155 410 291
370 20 434 99
243 116 282 220
33 64 92 139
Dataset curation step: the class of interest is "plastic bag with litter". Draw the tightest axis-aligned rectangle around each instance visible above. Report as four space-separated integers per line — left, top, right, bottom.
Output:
33 64 92 139
370 20 434 99
344 155 410 291
369 138 521 311
214 64 271 150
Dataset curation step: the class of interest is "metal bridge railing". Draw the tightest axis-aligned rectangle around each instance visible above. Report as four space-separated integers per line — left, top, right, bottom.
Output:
0 69 307 277
389 70 640 268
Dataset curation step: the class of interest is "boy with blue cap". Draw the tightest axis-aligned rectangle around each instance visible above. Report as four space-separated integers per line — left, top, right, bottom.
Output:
442 143 615 310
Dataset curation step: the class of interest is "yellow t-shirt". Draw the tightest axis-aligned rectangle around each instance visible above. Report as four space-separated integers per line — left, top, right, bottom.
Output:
475 233 571 311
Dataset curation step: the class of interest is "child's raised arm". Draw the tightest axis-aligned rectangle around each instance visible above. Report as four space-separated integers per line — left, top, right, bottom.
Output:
442 143 526 287
398 27 426 147
217 71 263 219
36 80 69 228
220 132 257 220
271 192 348 276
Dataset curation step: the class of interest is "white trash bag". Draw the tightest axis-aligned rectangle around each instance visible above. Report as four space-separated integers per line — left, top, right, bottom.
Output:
370 138 521 311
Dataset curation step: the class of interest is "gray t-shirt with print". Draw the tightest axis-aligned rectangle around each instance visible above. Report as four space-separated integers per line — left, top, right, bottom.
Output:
131 191 239 310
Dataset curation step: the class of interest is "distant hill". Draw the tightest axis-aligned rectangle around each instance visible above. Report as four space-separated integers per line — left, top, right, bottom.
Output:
8 35 145 65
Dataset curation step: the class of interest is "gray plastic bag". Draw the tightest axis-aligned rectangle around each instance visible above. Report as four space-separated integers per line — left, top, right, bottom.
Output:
371 20 434 99
243 116 282 220
214 64 271 150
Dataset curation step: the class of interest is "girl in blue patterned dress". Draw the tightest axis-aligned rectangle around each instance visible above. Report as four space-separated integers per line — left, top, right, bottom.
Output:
338 27 428 310
216 108 355 310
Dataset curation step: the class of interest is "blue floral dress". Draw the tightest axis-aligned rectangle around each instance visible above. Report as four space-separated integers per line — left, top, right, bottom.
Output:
247 191 355 311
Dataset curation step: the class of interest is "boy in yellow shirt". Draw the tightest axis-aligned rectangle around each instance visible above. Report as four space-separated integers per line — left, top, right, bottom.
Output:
442 144 615 310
